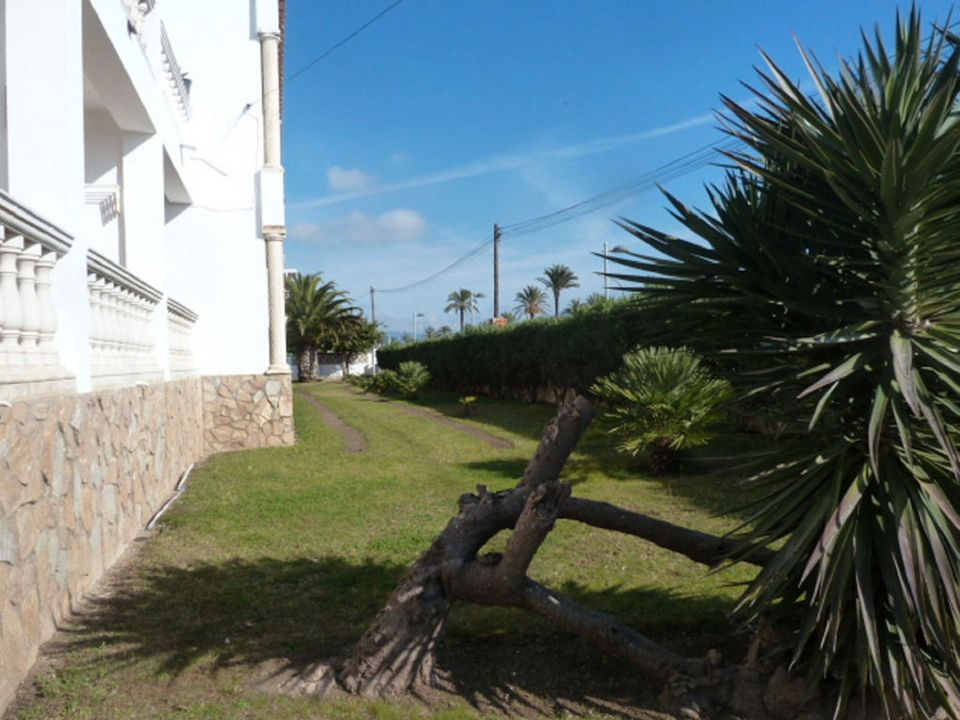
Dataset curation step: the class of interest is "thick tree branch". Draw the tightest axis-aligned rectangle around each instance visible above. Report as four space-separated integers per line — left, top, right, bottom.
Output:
519 395 594 489
560 497 774 568
519 578 704 680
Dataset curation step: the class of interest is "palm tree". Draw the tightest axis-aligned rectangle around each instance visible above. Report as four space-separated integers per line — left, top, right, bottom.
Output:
444 288 484 332
539 264 579 317
514 285 547 320
285 273 358 380
608 12 960 716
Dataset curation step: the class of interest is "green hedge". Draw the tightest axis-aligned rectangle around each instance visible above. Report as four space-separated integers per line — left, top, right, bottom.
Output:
378 302 657 399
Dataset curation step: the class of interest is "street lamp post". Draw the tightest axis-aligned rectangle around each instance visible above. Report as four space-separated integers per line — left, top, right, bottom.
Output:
413 312 425 342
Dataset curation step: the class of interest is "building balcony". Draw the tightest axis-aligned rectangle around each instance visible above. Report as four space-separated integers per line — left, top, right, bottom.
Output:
0 191 75 401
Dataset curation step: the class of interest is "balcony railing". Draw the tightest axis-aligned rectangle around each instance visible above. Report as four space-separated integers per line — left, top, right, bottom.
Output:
0 191 74 399
87 250 163 386
160 21 191 121
166 298 197 376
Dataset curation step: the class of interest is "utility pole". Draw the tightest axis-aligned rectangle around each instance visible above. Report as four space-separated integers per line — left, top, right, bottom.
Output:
370 286 376 324
603 241 609 299
493 223 502 318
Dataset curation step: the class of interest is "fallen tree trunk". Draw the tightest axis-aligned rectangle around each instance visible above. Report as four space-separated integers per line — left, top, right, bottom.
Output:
291 395 783 710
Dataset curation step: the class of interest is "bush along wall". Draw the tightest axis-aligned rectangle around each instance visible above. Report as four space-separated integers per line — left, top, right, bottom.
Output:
378 301 658 400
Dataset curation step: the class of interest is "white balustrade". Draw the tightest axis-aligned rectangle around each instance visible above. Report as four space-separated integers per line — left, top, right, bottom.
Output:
166 299 198 377
87 250 162 384
0 191 73 397
160 21 191 121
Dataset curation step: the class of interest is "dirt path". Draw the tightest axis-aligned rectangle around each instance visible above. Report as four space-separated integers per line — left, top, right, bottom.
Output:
339 386 515 450
295 389 367 454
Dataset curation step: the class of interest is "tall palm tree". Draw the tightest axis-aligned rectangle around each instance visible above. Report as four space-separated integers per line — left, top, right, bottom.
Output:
285 273 358 380
539 264 580 317
444 288 484 332
514 285 547 320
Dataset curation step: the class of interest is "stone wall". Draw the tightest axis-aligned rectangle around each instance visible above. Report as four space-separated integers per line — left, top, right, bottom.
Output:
202 374 295 453
0 379 204 712
0 372 296 715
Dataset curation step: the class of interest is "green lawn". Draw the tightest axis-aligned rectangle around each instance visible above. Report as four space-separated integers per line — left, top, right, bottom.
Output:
9 383 759 720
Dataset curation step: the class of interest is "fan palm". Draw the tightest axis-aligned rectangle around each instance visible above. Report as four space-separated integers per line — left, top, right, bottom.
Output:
592 346 732 473
514 285 547 319
608 11 960 716
444 288 484 332
539 264 580 317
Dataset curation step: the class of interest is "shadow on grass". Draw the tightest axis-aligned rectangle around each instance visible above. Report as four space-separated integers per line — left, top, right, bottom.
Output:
437 581 745 718
51 555 746 718
408 391 555 443
54 556 406 676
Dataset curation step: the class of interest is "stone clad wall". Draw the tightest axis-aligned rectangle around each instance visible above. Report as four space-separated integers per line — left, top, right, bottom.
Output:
0 379 204 712
0 372 295 714
202 374 295 453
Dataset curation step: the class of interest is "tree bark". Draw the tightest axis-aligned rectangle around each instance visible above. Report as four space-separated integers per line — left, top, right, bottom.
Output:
305 394 771 705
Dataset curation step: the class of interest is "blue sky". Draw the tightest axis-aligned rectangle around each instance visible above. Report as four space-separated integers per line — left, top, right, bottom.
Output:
283 1 956 335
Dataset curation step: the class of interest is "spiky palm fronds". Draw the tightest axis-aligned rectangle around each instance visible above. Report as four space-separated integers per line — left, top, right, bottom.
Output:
592 346 732 473
609 10 960 717
514 285 548 319
539 264 580 317
444 288 484 332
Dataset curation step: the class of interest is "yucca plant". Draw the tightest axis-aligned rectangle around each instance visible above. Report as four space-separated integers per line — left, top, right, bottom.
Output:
591 346 732 473
607 9 960 716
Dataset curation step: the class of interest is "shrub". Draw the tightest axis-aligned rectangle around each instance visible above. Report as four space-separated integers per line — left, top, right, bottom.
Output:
378 299 673 399
391 362 430 399
591 347 732 473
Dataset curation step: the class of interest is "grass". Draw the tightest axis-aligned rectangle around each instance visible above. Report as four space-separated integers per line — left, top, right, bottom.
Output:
9 383 760 720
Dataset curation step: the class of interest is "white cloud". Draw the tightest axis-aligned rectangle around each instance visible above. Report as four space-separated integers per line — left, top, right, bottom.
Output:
327 166 377 192
289 209 428 246
292 105 746 210
288 222 324 242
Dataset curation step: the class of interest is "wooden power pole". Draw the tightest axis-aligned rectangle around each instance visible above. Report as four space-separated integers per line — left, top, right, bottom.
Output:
493 223 502 318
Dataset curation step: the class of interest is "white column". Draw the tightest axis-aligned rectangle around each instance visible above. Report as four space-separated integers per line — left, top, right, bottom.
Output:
259 32 282 169
265 229 287 373
259 29 289 376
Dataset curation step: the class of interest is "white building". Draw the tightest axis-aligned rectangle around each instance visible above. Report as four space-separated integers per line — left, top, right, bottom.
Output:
0 1 293 712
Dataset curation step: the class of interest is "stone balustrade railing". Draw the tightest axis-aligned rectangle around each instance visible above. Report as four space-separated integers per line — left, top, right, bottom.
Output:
160 21 191 121
87 250 162 385
0 190 74 400
167 298 198 376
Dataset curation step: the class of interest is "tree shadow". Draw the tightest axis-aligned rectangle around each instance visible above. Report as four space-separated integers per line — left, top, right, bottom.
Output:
48 555 748 718
52 556 406 676
434 582 747 718
408 391 555 442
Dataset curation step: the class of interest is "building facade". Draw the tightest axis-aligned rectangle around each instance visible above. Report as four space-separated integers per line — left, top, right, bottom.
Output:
0 0 293 711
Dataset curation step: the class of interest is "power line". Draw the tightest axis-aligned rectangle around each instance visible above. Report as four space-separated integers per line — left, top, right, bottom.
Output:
375 239 494 294
371 137 734 294
501 137 740 238
287 0 407 83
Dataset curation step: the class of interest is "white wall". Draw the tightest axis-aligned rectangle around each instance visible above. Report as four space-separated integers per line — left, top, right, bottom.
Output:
160 0 272 375
5 0 89 387
0 0 273 386
83 109 122 262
